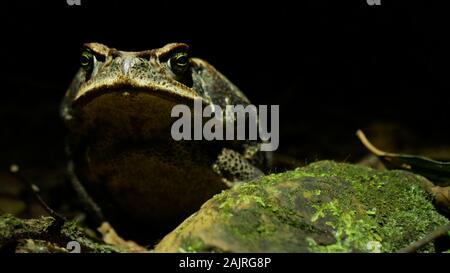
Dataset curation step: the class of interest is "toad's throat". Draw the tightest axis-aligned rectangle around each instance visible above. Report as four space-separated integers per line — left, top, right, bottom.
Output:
69 90 192 140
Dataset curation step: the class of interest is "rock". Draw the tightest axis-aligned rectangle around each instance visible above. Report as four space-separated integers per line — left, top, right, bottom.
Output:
154 161 449 253
0 214 122 253
2 160 448 253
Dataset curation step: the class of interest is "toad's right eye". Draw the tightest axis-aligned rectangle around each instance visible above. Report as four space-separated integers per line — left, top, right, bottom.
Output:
80 49 94 69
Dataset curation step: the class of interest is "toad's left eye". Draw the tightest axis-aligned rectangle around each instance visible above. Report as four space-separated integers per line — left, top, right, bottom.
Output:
168 51 190 75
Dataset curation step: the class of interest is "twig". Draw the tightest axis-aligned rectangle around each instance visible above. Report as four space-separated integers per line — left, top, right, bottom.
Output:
9 164 67 224
356 129 391 157
397 223 450 253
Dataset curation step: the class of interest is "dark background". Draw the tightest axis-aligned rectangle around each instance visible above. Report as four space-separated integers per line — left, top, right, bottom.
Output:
1 0 450 177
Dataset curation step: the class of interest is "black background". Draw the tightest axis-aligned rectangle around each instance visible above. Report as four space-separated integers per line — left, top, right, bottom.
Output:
2 0 449 172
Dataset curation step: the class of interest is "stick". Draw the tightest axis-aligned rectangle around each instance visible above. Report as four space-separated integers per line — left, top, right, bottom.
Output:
9 164 67 224
356 129 392 157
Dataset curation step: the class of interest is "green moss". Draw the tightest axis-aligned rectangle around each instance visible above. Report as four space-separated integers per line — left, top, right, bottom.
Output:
302 161 449 252
212 171 328 251
179 236 206 253
179 236 226 253
156 160 449 252
60 220 119 253
0 214 120 253
0 214 24 227
308 200 383 252
0 214 24 244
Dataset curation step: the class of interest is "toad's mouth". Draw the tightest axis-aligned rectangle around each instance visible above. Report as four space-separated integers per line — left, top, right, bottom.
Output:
71 84 204 109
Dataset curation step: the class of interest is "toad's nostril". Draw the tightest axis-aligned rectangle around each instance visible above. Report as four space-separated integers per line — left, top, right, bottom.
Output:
122 57 136 75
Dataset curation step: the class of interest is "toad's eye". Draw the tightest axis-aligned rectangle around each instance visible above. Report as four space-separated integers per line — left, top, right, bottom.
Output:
80 49 94 69
168 51 190 75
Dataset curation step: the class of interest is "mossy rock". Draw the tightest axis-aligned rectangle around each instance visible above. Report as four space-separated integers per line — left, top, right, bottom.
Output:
0 215 121 253
155 160 449 253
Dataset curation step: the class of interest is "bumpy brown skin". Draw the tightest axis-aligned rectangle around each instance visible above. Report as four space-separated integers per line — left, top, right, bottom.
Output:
61 43 268 242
